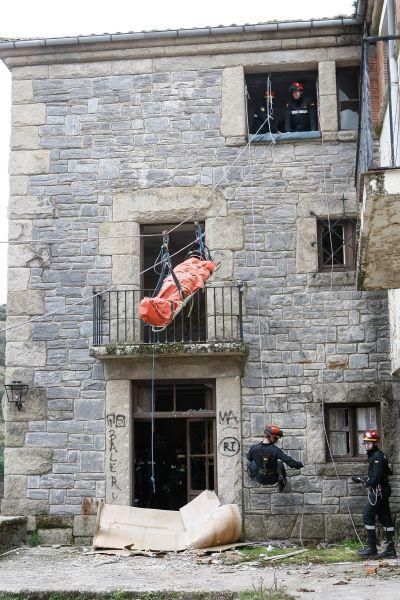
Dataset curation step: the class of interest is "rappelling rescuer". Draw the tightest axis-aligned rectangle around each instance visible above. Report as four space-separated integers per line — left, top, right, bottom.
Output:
247 425 304 492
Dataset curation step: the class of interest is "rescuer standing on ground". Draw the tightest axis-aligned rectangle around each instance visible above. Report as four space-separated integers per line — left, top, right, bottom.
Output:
353 430 397 558
247 425 303 492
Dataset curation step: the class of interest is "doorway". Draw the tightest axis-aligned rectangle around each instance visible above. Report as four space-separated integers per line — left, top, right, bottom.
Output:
133 381 216 510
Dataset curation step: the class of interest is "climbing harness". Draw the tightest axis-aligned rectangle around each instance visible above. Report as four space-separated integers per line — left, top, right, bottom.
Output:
368 484 382 507
139 226 216 332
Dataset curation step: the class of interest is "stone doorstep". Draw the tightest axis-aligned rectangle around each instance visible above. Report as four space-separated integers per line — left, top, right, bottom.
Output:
0 515 27 550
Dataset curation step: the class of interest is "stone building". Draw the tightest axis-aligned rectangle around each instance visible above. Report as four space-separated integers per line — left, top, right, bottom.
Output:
0 0 398 544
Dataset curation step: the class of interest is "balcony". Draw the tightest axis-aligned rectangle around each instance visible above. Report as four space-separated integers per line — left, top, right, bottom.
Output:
91 283 248 359
356 35 400 290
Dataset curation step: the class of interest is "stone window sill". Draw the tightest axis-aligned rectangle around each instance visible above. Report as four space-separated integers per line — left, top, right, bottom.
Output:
307 271 356 287
318 462 366 477
225 130 358 147
249 131 321 143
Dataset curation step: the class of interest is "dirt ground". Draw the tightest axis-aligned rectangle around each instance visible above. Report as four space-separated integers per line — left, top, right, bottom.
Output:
0 546 400 599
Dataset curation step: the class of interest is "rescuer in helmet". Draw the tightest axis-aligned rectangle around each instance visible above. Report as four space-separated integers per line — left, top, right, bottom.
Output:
251 89 278 134
284 81 317 132
247 425 304 492
352 430 396 558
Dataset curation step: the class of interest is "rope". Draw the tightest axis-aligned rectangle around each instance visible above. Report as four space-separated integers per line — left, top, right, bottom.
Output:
248 74 277 423
0 113 275 338
150 329 157 494
312 81 364 547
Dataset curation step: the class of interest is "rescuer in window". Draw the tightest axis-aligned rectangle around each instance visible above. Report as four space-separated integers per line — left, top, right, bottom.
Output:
251 89 278 134
284 82 317 132
352 430 397 558
246 425 303 492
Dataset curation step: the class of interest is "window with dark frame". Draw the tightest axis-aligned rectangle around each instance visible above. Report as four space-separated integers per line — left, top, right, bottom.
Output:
325 404 380 461
337 67 360 130
245 70 319 135
317 218 356 272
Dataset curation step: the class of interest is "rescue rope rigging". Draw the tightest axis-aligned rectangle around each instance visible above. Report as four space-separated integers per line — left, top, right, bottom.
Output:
314 79 363 546
143 110 277 497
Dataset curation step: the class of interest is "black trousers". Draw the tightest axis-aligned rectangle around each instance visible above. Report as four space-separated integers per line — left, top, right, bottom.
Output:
363 493 395 543
363 495 394 527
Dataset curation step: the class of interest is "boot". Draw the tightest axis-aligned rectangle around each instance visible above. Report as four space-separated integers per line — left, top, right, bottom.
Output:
359 526 378 557
378 542 397 559
358 545 378 558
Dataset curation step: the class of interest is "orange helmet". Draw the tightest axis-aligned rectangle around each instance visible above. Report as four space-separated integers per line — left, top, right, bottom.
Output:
363 430 380 443
263 90 276 99
264 424 283 440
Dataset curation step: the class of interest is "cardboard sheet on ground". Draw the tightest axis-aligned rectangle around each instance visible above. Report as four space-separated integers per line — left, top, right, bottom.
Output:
93 490 241 551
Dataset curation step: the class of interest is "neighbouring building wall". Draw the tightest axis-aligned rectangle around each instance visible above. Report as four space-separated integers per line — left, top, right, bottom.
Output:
388 289 400 375
1 25 399 543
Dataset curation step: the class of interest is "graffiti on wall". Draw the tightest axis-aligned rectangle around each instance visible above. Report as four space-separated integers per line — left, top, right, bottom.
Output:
106 413 126 501
218 409 240 457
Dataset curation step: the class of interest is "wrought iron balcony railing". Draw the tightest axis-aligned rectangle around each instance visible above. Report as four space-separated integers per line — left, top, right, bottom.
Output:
92 284 244 346
356 35 400 188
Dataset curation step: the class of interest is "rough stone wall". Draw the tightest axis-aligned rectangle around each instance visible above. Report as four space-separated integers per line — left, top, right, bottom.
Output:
3 47 398 542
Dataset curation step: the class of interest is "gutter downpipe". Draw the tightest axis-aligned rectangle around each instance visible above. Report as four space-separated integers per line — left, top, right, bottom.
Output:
387 0 398 166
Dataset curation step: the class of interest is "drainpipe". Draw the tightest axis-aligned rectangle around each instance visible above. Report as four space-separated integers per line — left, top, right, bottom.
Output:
386 0 399 166
387 0 398 78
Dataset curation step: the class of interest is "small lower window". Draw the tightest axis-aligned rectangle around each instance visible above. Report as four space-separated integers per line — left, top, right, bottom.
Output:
317 218 356 272
326 404 380 460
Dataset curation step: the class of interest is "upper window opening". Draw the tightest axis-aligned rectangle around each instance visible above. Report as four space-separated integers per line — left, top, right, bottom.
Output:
337 68 360 130
317 218 356 272
246 71 319 138
141 223 204 291
141 223 206 343
326 404 379 461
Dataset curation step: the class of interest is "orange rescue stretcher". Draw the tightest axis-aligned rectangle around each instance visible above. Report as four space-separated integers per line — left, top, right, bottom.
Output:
139 256 217 330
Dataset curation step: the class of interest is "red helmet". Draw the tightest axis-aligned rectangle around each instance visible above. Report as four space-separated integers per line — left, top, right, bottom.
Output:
290 82 303 93
264 424 283 440
363 430 380 443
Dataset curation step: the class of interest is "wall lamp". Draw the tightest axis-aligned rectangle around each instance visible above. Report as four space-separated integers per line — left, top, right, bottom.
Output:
5 381 29 411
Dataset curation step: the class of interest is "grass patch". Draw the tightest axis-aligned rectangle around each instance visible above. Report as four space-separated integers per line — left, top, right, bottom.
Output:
226 541 362 566
27 531 42 547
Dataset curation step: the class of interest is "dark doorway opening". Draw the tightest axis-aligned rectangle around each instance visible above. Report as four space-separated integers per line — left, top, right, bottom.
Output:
133 381 216 510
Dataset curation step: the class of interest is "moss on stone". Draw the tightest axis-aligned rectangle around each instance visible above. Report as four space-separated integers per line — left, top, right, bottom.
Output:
93 341 249 359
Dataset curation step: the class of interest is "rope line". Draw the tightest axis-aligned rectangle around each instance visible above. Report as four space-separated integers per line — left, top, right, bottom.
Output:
313 82 363 546
0 115 275 337
150 329 157 494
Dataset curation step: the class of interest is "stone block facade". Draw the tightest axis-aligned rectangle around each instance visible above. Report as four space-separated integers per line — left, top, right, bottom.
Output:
0 19 398 543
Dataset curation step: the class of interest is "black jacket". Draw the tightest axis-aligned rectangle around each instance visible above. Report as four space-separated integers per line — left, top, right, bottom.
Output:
284 96 317 132
251 103 278 134
365 445 392 495
247 442 303 484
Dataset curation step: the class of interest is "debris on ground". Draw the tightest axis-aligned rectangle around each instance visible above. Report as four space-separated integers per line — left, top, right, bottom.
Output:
93 490 241 552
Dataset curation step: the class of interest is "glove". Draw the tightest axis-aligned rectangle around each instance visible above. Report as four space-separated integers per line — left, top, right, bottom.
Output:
296 462 304 469
352 475 365 484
